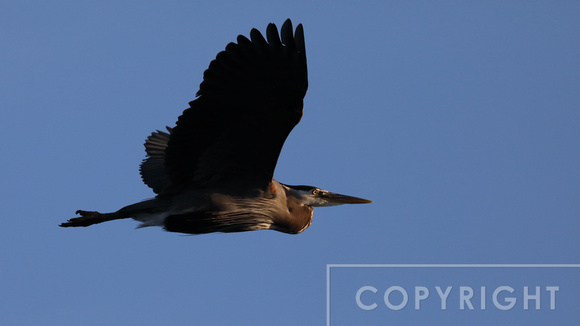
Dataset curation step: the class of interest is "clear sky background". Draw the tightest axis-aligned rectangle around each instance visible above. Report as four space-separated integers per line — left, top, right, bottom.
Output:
1 1 579 325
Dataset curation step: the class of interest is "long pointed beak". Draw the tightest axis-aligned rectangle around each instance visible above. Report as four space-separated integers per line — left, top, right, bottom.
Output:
323 192 372 204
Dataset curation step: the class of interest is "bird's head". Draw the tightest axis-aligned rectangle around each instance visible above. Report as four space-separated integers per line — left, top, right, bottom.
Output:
283 184 372 207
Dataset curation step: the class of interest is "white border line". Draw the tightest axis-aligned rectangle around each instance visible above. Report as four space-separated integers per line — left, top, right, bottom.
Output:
326 264 580 326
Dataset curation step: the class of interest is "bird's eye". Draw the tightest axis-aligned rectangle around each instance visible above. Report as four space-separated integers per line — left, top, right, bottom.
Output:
312 189 319 195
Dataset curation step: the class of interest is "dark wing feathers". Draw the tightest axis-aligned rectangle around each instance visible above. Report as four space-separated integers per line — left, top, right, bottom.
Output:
139 127 172 194
250 28 268 49
162 19 307 193
266 23 282 48
280 20 294 46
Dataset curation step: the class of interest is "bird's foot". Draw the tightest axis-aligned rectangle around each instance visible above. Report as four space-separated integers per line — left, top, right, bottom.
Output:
60 210 103 227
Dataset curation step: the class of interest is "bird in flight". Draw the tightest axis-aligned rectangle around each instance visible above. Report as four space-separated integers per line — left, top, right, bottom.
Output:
60 19 371 235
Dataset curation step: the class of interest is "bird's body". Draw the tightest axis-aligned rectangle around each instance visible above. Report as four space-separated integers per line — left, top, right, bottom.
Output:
60 19 371 235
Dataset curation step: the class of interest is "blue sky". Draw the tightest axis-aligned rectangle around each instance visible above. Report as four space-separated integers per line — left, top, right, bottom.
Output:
1 1 579 325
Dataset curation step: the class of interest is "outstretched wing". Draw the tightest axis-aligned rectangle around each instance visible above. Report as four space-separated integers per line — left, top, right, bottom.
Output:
163 19 308 194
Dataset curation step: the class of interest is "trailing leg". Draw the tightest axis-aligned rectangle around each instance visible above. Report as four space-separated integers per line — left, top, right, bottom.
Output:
60 210 128 227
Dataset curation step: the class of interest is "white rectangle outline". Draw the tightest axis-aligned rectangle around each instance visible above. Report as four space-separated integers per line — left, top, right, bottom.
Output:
326 264 580 326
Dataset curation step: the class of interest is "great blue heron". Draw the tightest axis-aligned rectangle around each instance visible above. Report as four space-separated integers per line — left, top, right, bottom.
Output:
60 19 371 235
